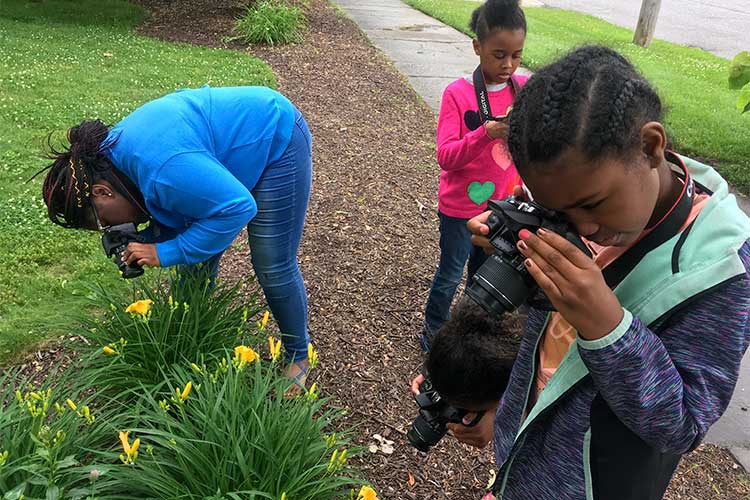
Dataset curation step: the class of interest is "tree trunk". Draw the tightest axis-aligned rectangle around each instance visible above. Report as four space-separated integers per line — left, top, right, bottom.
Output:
633 0 661 47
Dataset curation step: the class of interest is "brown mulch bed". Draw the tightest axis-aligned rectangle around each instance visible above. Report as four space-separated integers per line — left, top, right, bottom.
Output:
15 0 745 498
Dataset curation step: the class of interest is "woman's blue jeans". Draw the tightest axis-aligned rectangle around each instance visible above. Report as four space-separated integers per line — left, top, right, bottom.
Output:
203 110 312 361
423 212 488 347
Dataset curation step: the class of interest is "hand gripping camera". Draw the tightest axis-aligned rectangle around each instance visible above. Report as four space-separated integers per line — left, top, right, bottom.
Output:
465 196 591 317
101 223 145 279
407 377 484 452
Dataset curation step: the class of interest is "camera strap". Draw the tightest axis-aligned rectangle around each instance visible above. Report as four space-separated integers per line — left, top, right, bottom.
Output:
471 65 520 123
601 154 696 289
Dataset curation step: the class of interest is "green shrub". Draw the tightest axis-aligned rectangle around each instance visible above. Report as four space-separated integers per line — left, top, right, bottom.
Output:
0 368 130 499
101 355 361 498
729 51 750 113
78 270 263 393
230 0 304 45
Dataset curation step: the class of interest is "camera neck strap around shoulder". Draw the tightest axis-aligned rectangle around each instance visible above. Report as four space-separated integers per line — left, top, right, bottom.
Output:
601 153 696 289
472 65 519 123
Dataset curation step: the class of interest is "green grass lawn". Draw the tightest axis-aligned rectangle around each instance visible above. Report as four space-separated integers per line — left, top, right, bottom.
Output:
0 0 275 365
404 0 750 191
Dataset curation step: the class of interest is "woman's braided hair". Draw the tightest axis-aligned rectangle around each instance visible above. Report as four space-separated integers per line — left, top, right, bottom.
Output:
470 0 526 41
508 45 663 173
39 120 143 229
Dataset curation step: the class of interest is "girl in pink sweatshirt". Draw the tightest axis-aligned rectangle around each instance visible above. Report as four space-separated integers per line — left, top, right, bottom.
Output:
422 0 528 349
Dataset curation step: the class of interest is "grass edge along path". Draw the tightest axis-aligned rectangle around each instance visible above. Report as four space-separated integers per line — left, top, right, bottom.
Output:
402 0 750 192
0 0 275 365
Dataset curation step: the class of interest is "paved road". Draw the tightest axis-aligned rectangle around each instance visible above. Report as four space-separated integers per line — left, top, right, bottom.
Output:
540 0 750 60
332 0 750 471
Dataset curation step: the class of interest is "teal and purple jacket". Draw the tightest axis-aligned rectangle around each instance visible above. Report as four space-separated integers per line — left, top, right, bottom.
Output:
489 155 750 500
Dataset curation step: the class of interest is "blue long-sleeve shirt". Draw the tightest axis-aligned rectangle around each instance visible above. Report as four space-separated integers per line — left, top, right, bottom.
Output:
103 86 296 267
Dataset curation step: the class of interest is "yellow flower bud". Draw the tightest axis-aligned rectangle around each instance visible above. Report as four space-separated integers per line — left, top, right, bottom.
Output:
268 336 282 361
180 381 193 402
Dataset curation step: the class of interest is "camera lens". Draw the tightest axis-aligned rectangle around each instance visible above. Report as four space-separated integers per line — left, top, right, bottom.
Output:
466 254 534 317
112 245 144 279
407 414 448 452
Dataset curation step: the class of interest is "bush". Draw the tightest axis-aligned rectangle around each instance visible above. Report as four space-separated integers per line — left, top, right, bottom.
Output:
2 265 376 498
729 51 750 114
78 270 263 393
230 0 304 45
0 368 130 499
100 355 361 498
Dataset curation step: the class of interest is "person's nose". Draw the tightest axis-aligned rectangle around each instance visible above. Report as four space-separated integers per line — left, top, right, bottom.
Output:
572 220 599 238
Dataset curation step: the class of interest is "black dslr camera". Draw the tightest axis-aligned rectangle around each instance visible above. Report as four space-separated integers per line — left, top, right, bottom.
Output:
101 223 144 279
466 196 591 317
407 377 484 452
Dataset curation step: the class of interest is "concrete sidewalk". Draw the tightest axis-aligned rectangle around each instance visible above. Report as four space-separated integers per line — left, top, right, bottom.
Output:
332 0 531 113
332 0 750 471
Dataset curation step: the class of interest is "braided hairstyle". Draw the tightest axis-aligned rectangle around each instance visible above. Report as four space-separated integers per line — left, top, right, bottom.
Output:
470 0 527 41
38 120 145 229
508 45 663 173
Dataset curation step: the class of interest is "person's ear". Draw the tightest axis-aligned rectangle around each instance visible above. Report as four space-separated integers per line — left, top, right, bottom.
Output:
640 122 667 170
473 38 481 57
91 183 114 199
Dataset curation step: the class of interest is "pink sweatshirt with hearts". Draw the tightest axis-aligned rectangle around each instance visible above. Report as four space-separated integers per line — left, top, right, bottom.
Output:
436 75 528 218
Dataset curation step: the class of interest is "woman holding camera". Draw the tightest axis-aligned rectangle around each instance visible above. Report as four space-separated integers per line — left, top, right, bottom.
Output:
38 85 313 389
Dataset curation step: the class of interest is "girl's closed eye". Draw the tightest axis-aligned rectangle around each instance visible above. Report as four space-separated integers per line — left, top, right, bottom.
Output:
580 199 606 211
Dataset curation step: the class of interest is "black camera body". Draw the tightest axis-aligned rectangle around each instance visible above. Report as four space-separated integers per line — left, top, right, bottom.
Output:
407 377 481 452
101 223 145 279
466 196 591 317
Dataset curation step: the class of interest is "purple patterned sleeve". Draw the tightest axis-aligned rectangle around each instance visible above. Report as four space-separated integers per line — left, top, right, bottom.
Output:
578 243 750 454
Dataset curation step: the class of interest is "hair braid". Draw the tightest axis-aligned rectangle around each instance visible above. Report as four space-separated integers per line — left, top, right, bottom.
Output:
37 120 117 228
508 45 663 172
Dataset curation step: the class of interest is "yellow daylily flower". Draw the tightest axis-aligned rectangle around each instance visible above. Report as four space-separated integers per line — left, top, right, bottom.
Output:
102 346 117 356
233 345 259 366
119 431 139 464
268 336 282 362
66 399 77 412
357 486 378 500
119 431 131 455
125 299 154 317
260 311 270 330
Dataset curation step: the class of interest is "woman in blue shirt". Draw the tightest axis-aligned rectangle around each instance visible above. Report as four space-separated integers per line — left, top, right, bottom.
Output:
39 86 313 388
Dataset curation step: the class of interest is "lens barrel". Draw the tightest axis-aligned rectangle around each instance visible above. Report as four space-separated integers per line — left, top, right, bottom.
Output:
466 254 533 317
407 414 448 452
